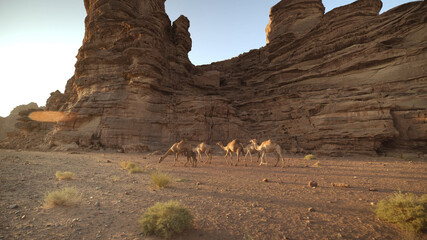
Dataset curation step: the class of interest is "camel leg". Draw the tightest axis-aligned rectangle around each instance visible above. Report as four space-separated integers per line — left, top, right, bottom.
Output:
259 152 265 166
224 151 230 166
204 152 210 164
192 155 197 167
173 153 179 166
197 151 203 164
274 152 280 167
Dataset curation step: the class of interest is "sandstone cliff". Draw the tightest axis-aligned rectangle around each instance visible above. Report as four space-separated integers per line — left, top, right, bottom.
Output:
3 0 426 156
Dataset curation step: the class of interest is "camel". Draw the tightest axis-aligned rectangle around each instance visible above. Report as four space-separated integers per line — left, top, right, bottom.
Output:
216 139 245 166
159 140 193 166
194 142 212 164
183 150 197 168
243 143 260 163
250 139 285 167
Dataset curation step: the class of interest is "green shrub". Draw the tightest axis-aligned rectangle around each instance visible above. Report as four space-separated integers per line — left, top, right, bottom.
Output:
304 154 316 160
55 171 75 180
375 192 427 233
151 171 171 189
43 187 81 208
139 200 193 239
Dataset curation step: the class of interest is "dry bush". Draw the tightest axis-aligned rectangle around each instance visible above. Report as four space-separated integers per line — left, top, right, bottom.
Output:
112 175 120 182
139 200 193 239
304 154 316 160
120 161 143 174
375 192 426 233
55 171 75 180
311 161 321 167
43 187 81 208
151 171 171 189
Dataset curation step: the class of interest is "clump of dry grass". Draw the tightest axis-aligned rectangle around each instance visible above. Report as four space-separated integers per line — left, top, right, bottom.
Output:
139 200 193 239
43 187 81 208
112 175 120 182
120 161 144 174
151 171 171 189
311 161 321 167
304 154 316 160
55 171 75 180
375 192 426 233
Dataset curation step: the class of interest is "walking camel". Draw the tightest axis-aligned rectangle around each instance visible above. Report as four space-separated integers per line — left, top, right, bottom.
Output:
183 150 197 167
194 142 212 164
159 140 196 167
216 139 245 166
243 143 260 163
250 139 285 167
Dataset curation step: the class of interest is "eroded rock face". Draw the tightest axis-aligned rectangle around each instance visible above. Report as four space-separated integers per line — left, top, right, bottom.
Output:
7 0 426 156
265 0 325 44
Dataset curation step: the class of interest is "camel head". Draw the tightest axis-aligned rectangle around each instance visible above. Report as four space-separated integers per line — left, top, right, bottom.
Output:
216 142 223 146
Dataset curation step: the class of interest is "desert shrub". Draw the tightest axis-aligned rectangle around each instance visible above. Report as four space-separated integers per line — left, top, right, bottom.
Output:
120 161 143 174
311 161 321 167
375 192 427 233
151 171 171 189
304 154 316 160
43 187 81 208
120 161 129 169
55 171 75 180
112 175 120 182
139 200 193 239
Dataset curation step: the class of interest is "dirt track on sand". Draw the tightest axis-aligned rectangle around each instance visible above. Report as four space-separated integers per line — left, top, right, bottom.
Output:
0 149 426 240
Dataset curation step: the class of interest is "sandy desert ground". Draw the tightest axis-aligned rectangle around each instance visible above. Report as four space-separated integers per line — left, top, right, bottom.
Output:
0 149 426 240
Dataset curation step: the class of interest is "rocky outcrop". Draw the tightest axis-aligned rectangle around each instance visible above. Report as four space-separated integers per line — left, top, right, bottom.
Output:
203 0 427 155
0 103 39 140
265 0 325 44
5 0 426 156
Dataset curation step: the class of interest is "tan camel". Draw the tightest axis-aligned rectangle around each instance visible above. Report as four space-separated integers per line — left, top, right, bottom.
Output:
243 143 260 163
216 139 245 166
194 142 212 164
250 139 285 167
159 140 193 166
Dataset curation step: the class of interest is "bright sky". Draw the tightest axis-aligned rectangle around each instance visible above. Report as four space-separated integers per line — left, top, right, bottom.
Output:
0 0 416 117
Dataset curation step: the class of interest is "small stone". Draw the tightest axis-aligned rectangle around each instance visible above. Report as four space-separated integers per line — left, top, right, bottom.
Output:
308 208 315 212
9 204 18 209
106 160 111 163
369 188 378 191
72 218 80 223
370 202 375 206
262 178 269 182
196 182 201 186
94 202 100 207
308 181 318 188
21 215 26 219
95 187 101 190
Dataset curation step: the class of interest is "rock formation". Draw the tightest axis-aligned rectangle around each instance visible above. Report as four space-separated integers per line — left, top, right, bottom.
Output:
0 102 39 140
3 0 426 156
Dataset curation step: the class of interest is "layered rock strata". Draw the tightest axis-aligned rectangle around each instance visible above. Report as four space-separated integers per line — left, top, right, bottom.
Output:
5 0 426 156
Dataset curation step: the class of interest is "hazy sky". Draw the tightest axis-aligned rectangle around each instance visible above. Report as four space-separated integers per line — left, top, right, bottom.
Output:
0 0 416 117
